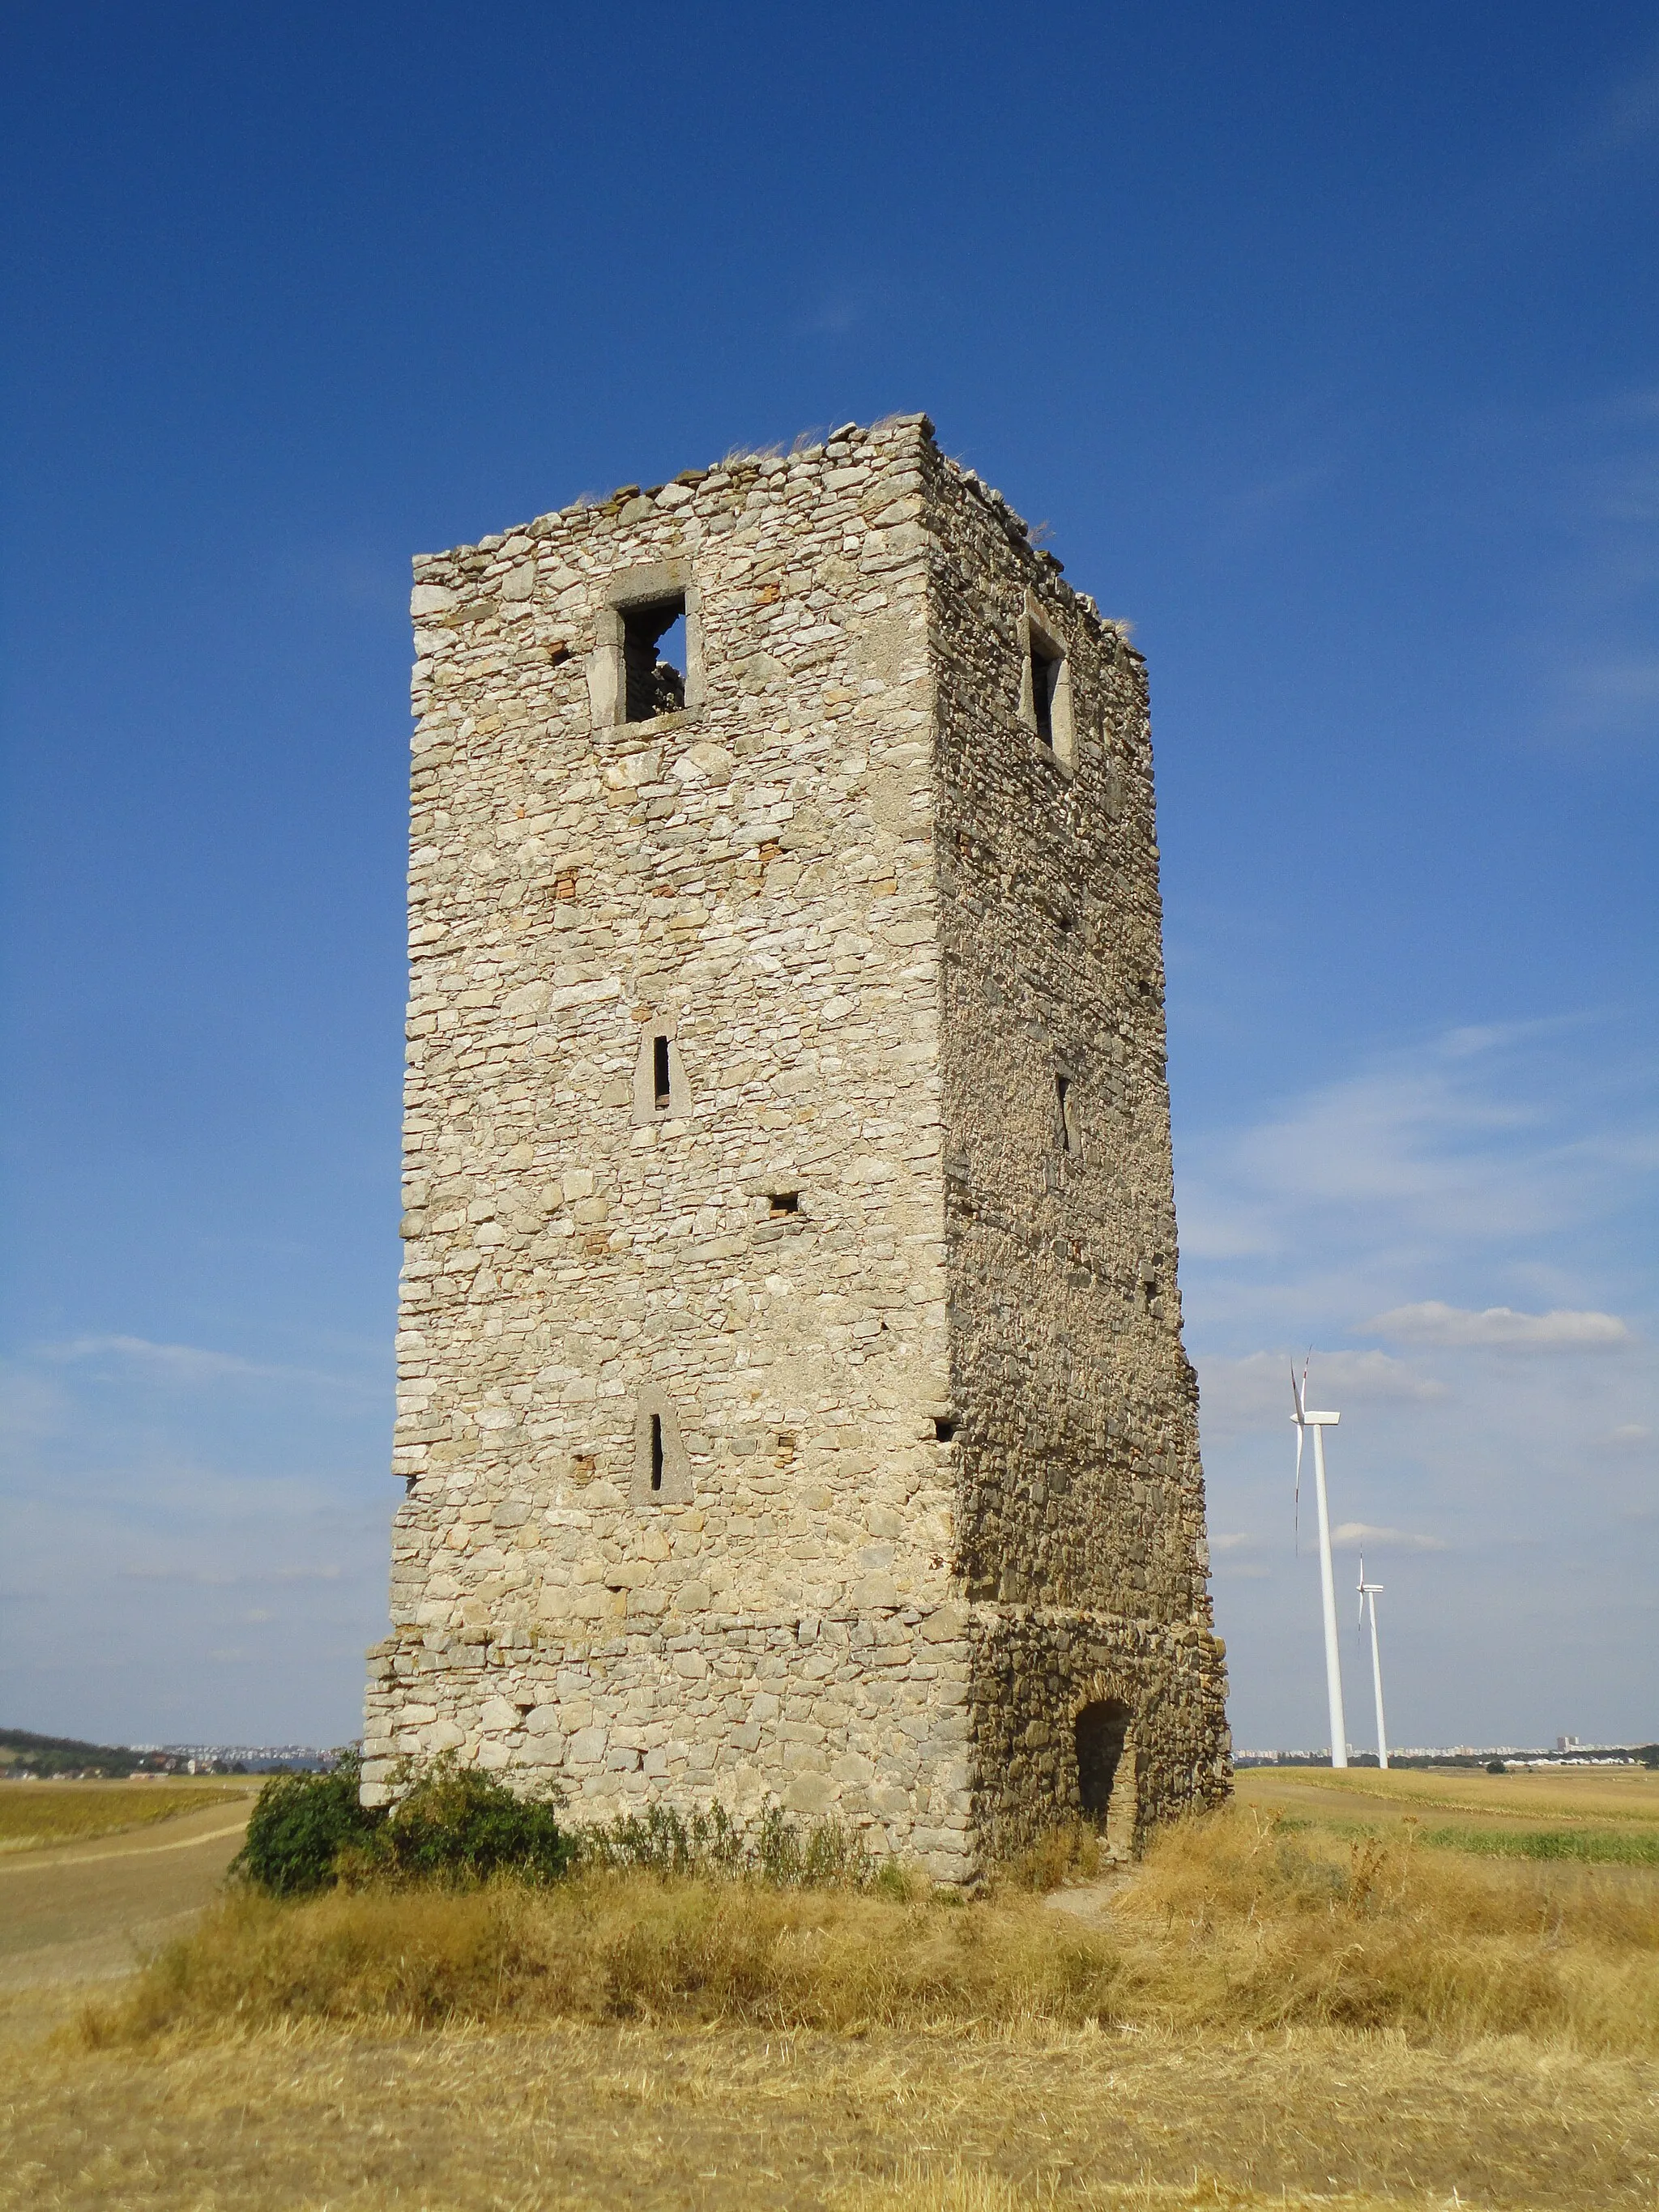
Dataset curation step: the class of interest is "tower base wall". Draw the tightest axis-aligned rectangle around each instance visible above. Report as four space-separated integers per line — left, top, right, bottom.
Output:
362 1596 1229 1883
966 1609 1231 1865
363 1604 978 1883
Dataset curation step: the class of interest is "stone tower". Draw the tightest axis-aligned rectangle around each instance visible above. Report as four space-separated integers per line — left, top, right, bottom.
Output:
363 415 1230 1882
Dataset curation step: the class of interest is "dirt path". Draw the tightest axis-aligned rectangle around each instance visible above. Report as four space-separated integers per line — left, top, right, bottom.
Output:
0 1790 254 2011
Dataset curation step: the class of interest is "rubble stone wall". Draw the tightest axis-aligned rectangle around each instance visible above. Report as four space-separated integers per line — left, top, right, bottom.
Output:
922 445 1230 1853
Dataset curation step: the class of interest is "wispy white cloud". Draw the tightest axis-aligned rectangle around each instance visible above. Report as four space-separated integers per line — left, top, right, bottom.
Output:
794 295 863 337
45 1334 284 1382
33 1334 377 1399
1200 1348 1447 1440
1181 1012 1657 1749
1180 1018 1631 1270
1330 1522 1448 1554
1597 50 1659 151
118 1562 346 1586
1183 1016 1656 1311
1558 655 1659 737
0 1324 393 1741
1364 1302 1632 1349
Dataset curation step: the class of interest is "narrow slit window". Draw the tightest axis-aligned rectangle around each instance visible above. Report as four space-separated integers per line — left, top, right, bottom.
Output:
650 1413 664 1493
623 595 687 722
1030 633 1062 748
653 1034 672 1110
1056 1075 1081 1157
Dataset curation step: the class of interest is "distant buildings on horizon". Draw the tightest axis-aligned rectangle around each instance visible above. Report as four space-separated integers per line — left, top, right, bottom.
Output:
1235 1741 1654 1767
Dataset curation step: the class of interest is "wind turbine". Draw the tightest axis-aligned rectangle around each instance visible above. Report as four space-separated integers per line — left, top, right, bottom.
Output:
1292 1362 1348 1768
1357 1556 1389 1771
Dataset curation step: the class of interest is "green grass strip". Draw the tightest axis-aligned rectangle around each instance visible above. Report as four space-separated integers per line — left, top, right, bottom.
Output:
1420 1825 1659 1865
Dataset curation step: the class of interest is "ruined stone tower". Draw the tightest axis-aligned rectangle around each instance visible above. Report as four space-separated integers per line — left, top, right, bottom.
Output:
363 415 1230 1881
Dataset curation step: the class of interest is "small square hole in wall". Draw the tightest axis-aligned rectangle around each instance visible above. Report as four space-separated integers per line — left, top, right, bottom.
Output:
934 1417 959 1443
623 596 686 722
769 1191 800 1217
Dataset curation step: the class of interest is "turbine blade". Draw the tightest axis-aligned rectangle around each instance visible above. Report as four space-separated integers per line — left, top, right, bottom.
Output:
1293 1423 1303 1554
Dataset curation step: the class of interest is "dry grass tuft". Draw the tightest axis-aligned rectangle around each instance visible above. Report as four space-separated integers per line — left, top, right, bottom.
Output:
83 1875 1119 2041
993 1819 1105 1894
1110 1805 1659 2049
79 1804 1659 2056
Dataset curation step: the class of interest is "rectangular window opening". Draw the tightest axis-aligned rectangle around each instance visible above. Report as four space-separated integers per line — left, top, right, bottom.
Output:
1030 634 1062 748
650 1413 664 1493
769 1191 800 1217
623 595 687 722
934 1417 959 1443
653 1034 672 1110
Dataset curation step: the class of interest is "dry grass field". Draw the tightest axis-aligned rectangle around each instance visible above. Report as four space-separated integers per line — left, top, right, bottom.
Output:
3 1769 1657 2210
1236 1762 1659 1831
0 1780 245 1854
7 2013 1656 2212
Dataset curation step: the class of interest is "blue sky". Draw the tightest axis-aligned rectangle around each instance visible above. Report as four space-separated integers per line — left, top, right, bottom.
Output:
2 3 1654 1751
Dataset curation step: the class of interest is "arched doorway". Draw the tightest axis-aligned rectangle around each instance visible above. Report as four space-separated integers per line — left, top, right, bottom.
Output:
1075 1698 1137 1854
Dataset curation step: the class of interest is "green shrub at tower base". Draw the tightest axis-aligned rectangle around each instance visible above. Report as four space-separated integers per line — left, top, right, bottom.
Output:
230 1751 574 1895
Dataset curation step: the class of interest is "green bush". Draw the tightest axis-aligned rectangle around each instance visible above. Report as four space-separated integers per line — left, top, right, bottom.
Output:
230 1749 381 1896
229 1756 893 1898
345 1755 573 1887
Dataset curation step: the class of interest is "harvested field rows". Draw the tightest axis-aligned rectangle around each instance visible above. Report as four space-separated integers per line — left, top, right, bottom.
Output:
5 2016 1657 2210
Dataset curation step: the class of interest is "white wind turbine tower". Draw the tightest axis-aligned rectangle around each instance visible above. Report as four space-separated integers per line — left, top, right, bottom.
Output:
1357 1557 1389 1771
1292 1359 1348 1768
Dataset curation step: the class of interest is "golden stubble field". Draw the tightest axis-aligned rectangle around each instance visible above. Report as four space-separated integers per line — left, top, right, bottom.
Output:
2 1766 1657 2212
0 1779 248 1854
1235 1761 1659 1834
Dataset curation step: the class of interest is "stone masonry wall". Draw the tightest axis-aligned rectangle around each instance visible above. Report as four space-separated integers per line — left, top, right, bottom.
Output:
922 447 1229 1854
365 416 983 1878
364 416 1228 1881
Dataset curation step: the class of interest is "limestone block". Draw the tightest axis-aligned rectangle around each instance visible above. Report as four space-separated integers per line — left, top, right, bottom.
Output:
784 1771 835 1815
